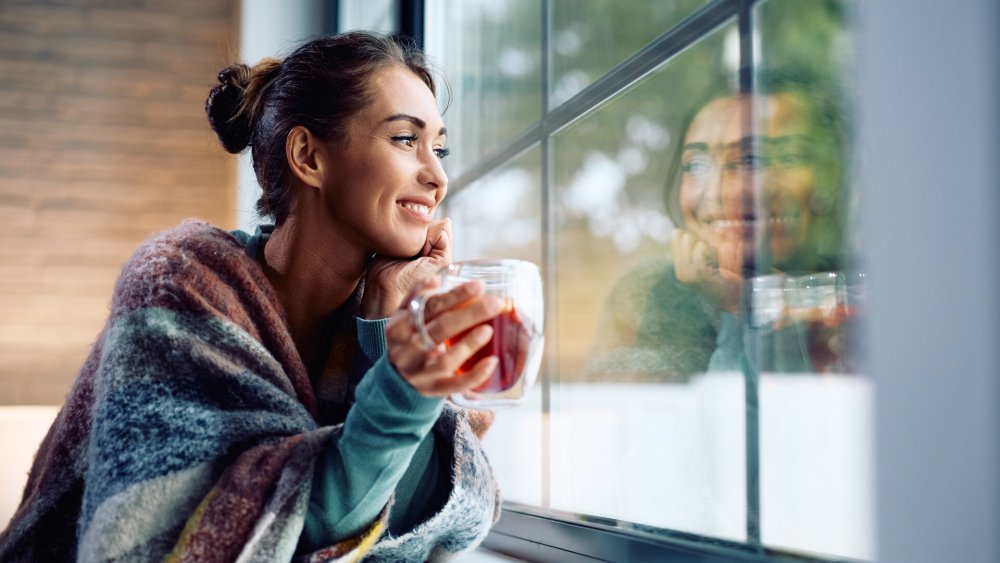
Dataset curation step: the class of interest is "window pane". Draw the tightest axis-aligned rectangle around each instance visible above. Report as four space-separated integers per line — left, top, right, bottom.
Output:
752 0 872 559
338 0 398 34
551 22 746 540
549 0 707 107
445 146 544 506
446 146 542 265
426 0 542 179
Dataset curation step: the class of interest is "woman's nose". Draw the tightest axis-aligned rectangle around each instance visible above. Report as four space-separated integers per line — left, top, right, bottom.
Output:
419 151 448 192
720 168 756 216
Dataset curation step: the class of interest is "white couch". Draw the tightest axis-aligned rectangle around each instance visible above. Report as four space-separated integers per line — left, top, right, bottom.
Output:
0 405 60 528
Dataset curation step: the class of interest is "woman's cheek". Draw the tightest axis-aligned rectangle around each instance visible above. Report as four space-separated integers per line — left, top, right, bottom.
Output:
679 181 702 220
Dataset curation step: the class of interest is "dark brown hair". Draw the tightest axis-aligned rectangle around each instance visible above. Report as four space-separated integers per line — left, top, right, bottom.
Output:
205 31 437 224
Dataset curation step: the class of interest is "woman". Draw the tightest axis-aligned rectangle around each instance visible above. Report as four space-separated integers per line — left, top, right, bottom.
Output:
0 32 502 561
585 69 853 381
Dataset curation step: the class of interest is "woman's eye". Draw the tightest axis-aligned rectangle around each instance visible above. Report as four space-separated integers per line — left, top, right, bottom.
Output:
682 155 713 176
392 135 417 147
737 153 768 170
434 146 451 159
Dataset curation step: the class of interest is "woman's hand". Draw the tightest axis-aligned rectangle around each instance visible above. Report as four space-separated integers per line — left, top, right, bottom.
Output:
672 227 743 313
360 218 452 319
385 278 505 397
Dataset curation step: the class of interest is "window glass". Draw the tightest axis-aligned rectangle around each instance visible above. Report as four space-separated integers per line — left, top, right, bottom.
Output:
338 0 398 34
447 146 543 266
550 22 746 539
752 0 871 559
549 0 707 107
445 146 544 506
426 0 542 179
430 0 868 559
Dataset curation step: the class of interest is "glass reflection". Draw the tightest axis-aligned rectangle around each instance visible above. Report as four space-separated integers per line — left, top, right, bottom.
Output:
667 70 857 375
438 0 868 556
587 68 857 382
552 24 746 540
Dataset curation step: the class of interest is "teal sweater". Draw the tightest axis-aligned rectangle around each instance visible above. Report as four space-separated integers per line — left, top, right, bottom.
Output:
232 227 449 550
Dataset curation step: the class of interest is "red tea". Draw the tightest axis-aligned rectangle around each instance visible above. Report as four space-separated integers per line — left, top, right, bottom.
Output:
448 302 532 393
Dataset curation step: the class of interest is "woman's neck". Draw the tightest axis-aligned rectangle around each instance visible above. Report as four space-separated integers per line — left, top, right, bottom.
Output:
259 215 369 365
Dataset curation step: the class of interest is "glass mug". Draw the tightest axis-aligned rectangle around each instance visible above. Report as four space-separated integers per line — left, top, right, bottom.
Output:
410 259 544 408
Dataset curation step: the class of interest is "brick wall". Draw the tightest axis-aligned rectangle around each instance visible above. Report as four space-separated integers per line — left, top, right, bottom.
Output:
0 0 239 404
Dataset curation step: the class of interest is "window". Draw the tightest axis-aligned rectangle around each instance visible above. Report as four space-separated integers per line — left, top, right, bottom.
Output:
427 0 869 561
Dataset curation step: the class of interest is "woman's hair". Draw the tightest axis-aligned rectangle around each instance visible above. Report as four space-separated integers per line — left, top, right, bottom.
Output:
205 31 438 224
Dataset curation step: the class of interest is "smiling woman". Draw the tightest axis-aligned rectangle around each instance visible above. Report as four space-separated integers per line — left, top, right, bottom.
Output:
307 67 450 262
0 31 503 562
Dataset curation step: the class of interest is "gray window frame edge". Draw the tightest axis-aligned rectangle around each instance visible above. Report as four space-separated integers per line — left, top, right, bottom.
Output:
483 503 864 563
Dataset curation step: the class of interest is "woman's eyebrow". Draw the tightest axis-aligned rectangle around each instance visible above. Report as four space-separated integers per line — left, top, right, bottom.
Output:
682 142 710 152
383 113 447 136
769 134 811 145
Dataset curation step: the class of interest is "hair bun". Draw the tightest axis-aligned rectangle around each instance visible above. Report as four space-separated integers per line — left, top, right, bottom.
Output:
205 64 253 153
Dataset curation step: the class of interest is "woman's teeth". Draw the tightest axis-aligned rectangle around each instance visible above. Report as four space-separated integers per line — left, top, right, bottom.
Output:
712 216 797 229
403 203 430 216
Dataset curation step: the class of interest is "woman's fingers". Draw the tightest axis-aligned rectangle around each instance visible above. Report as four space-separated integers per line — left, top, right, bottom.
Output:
422 354 499 396
431 355 499 395
404 324 497 395
421 279 483 320
424 293 504 346
673 229 719 284
385 256 513 397
386 277 437 342
717 229 744 278
691 238 718 271
422 218 452 262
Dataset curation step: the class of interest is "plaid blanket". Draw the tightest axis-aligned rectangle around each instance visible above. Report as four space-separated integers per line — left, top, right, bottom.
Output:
0 220 499 562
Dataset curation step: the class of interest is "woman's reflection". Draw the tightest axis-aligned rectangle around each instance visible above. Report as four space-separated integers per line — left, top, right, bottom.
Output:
586 69 855 382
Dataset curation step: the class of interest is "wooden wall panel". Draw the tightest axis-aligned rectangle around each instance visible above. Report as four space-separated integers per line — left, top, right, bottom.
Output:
0 0 240 404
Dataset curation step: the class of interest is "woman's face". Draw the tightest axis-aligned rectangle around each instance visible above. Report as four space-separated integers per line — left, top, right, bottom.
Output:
678 92 834 271
317 66 449 258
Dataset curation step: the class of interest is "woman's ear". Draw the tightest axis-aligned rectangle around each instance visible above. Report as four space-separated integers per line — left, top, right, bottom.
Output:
285 125 325 189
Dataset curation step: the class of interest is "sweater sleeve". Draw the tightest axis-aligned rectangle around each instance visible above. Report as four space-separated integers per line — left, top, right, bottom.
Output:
354 317 453 536
355 316 388 364
300 316 447 551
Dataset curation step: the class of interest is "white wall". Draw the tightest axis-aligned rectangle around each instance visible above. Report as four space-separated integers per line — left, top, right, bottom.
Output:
864 1 1000 561
0 407 59 527
236 0 325 232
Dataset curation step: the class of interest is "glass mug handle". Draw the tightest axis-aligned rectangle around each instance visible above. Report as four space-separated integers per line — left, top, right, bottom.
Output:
407 292 446 353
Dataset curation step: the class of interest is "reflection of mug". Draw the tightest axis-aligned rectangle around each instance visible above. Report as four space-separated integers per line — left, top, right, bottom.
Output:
418 259 545 408
784 272 865 373
749 272 866 374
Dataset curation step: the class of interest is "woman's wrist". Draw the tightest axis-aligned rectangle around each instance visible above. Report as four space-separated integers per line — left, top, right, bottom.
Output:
360 283 401 319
